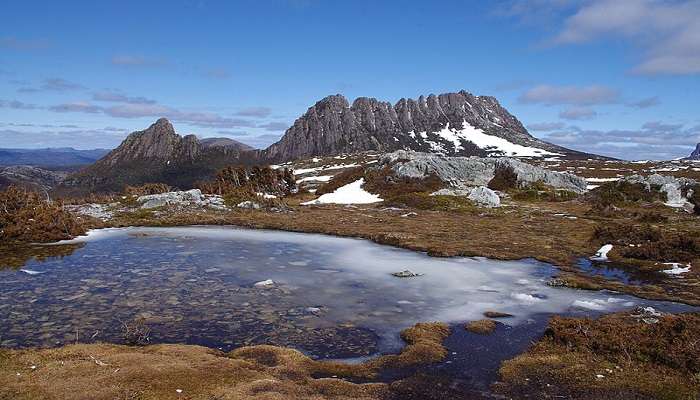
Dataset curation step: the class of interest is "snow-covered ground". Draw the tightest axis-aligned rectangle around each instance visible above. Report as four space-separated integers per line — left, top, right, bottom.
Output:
301 178 383 205
662 263 691 276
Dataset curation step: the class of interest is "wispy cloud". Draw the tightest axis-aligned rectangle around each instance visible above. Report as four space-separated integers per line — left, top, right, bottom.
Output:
527 122 566 131
559 106 597 120
0 99 39 110
519 84 619 106
257 121 289 131
92 90 156 104
17 78 86 93
49 102 102 114
45 99 260 130
627 96 660 109
235 107 272 118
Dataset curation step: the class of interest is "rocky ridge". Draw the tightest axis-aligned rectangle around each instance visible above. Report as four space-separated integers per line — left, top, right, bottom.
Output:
264 91 596 163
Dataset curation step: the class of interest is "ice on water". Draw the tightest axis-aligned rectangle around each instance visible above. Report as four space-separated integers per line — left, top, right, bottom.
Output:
49 226 687 351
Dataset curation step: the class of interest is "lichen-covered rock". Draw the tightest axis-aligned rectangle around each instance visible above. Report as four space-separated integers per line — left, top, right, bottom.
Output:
622 174 697 210
237 200 262 209
380 150 587 193
467 186 500 207
138 189 204 209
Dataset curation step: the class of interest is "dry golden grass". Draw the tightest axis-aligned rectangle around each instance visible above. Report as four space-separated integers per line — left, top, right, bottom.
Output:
465 319 497 334
0 323 449 400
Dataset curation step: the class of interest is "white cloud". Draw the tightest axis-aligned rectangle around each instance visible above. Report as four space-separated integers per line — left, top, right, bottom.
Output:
551 0 700 75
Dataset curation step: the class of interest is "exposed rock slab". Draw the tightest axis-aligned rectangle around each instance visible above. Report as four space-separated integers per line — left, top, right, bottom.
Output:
380 150 587 193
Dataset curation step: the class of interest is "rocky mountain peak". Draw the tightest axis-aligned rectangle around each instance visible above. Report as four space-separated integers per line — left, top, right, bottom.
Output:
264 90 590 163
686 143 700 160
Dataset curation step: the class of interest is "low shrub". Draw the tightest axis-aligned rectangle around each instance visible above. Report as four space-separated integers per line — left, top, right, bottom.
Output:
587 181 667 210
545 313 700 374
488 165 518 191
363 167 443 198
124 183 171 196
592 223 662 245
0 185 87 243
623 235 700 262
198 165 295 197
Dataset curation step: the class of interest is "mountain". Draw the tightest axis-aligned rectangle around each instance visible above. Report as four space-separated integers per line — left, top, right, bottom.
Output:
59 118 257 194
264 91 597 162
200 137 255 151
0 147 110 167
686 143 700 160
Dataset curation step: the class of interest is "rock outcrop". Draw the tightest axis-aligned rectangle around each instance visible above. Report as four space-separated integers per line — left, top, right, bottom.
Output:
622 174 697 212
264 91 597 163
379 150 587 193
137 189 227 209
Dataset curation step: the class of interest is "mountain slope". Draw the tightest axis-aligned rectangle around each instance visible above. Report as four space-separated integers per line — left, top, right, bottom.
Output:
264 90 597 162
60 118 257 193
686 143 700 160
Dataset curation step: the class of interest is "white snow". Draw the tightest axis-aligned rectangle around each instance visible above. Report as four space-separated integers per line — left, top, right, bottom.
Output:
297 175 333 183
432 121 560 157
301 178 383 205
294 163 359 175
662 263 691 276
255 192 277 199
253 279 275 287
590 244 613 261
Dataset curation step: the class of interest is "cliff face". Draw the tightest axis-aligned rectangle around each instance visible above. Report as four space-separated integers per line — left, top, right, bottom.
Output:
686 143 700 160
264 91 589 162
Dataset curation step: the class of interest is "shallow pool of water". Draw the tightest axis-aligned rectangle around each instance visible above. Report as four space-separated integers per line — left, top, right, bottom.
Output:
0 226 691 360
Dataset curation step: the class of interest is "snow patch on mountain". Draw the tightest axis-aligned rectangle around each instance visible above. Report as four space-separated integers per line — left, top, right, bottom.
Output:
428 121 560 157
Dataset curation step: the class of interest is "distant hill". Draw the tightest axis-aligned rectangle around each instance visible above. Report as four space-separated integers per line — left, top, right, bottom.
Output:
200 137 255 151
0 147 110 167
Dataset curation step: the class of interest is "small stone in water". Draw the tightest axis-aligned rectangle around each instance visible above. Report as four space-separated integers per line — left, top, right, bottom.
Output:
254 279 274 287
391 270 424 278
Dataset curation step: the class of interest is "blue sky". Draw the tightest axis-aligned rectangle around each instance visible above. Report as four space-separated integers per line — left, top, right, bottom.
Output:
1 0 699 160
